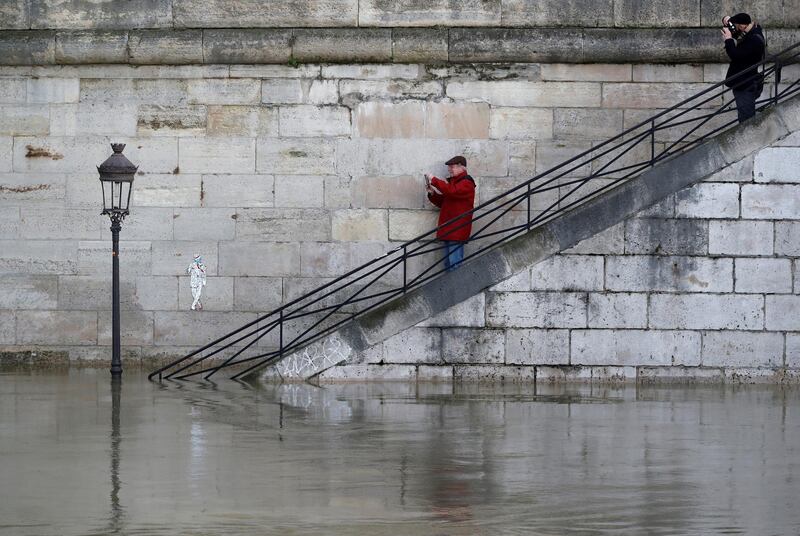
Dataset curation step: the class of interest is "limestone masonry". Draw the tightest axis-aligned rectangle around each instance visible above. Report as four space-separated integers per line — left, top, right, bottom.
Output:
1 0 800 382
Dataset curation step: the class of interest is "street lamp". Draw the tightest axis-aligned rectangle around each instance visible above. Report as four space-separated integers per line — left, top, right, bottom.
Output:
98 143 137 377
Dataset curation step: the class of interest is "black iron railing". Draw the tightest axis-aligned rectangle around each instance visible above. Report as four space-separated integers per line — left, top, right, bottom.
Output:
150 41 800 382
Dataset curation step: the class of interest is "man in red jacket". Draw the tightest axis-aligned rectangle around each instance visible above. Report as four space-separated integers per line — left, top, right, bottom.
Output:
425 155 476 271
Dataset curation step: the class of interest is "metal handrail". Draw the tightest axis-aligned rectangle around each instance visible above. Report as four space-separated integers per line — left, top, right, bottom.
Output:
149 40 800 382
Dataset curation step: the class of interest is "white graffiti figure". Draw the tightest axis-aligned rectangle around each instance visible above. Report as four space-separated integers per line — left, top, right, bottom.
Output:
186 253 207 311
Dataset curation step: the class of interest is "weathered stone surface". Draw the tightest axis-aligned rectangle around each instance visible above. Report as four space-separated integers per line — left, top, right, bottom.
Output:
133 276 177 310
235 208 330 242
299 242 387 277
486 292 587 328
614 0 700 27
505 328 569 365
0 311 14 343
206 106 277 137
541 63 630 81
359 0 500 26
153 311 257 346
754 147 800 183
100 207 174 241
584 29 721 63
529 255 603 291
318 364 416 381
766 295 800 331
353 101 426 138
0 0 29 29
219 242 301 277
603 83 720 109
261 79 303 105
553 108 623 140
632 64 704 83
274 175 324 208
417 365 454 381
788 334 800 368
742 184 800 219
447 80 601 107
19 207 101 240
80 78 188 104
58 275 134 310
450 28 584 63
571 329 701 366
151 241 218 276
257 138 336 175
201 174 274 208
489 269 530 292
587 292 648 328
0 172 66 203
606 256 732 293
76 241 152 277
50 103 138 136
179 138 255 174
17 311 96 345
392 29 448 63
650 294 763 330
776 222 800 257
173 0 357 28
27 77 78 103
55 31 128 64
702 331 784 368
534 140 592 176
279 106 351 137
173 208 236 241
203 29 292 63
0 207 19 238
0 274 57 309
427 102 490 139
453 364 536 382
442 328 504 364
506 0 614 26
187 79 260 105
233 277 282 312
490 107 552 140
129 173 201 208
624 219 708 255
383 327 441 364
30 0 172 30
735 258 792 294
331 209 388 241
293 29 392 63
674 182 740 218
178 276 233 311
387 209 438 241
700 1 785 27
0 31 55 65
638 366 724 383
418 293 485 328
709 220 773 256
340 79 442 105
98 310 153 346
128 30 203 65
563 222 624 255
0 79 26 103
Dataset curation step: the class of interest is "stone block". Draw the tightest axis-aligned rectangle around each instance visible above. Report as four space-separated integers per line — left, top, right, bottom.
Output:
709 220 772 256
442 328 504 364
702 331 784 368
486 292 587 328
638 366 724 383
742 184 800 219
173 0 357 28
536 365 593 382
299 242 387 278
219 242 300 277
606 256 733 293
418 293 485 328
49 103 138 136
130 173 202 208
331 209 387 242
588 292 648 328
447 80 601 108
614 0 700 26
203 29 292 63
128 30 203 65
735 258 792 294
392 29 448 63
489 107 552 140
571 329 701 366
151 241 218 276
553 108 624 140
0 79 26 103
417 365 454 382
488 269 530 292
0 137 11 172
30 0 171 29
718 105 789 166
274 175 324 208
453 364 536 382
388 210 438 241
352 175 426 209
0 0 29 29
535 141 592 177
359 0 500 26
632 64 704 82
541 63 630 81
58 275 134 310
98 310 153 346
317 364 416 381
233 64 321 79
754 147 800 183
426 102 490 139
19 207 101 240
624 218 708 255
235 208 330 242
704 155 753 183
27 78 78 103
0 274 57 309
700 1 784 27
321 64 422 80
92 208 169 243
563 222 625 254
293 29 392 63
0 31 55 65
173 208 236 241
179 138 255 174
591 366 637 382
307 80 339 105
340 80 442 105
188 79 261 105
383 327 441 364
650 294 763 330
0 172 66 203
0 105 50 135
529 255 604 291
201 174 274 208
787 334 800 368
153 311 258 347
16 311 96 345
178 276 233 311
207 105 280 137
354 101 426 139
257 138 336 175
278 106 351 138
233 277 282 312
501 0 613 26
449 28 584 63
0 207 18 238
76 241 152 278
0 311 13 343
80 79 189 105
776 222 800 257
505 328 569 365
55 30 128 64
766 295 800 331
585 28 720 64
134 276 178 310
261 79 303 105
674 182 740 218
603 83 720 109
137 105 207 137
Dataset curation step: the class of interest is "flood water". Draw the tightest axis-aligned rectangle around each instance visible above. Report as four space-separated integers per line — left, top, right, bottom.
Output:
1 369 799 536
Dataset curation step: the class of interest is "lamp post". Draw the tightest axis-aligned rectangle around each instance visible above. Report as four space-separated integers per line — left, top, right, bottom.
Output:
98 143 137 377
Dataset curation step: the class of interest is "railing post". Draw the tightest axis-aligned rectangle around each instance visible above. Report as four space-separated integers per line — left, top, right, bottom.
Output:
402 246 407 293
279 309 284 359
774 62 783 105
650 120 656 166
526 183 531 230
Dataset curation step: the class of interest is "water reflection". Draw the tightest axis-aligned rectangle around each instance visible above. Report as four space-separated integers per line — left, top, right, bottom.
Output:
0 370 798 536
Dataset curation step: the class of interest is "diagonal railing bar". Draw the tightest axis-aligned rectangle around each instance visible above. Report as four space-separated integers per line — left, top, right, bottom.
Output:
149 41 800 382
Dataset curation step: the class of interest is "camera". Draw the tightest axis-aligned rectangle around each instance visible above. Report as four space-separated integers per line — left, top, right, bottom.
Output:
725 19 743 39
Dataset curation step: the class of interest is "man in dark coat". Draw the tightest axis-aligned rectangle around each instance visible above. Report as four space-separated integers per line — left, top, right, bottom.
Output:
722 12 766 123
425 155 476 271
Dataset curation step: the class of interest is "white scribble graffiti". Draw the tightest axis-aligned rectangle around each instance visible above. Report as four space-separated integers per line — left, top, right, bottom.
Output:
276 335 352 380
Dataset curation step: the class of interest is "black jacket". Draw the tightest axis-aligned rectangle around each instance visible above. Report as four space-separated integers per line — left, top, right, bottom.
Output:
724 25 765 88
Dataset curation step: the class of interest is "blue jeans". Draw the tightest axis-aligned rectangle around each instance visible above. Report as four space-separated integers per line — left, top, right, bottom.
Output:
443 241 464 272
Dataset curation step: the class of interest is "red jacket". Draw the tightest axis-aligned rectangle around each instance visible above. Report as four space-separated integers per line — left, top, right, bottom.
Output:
427 171 476 242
